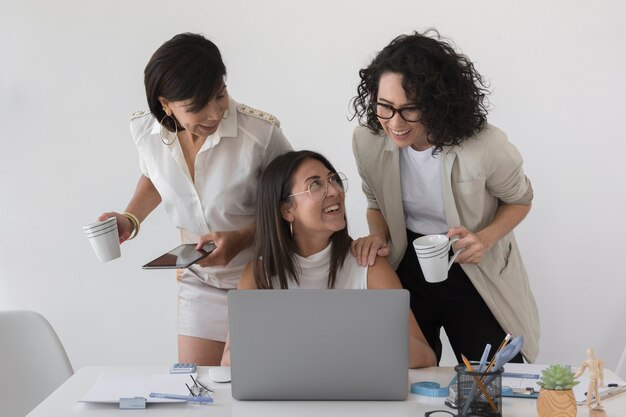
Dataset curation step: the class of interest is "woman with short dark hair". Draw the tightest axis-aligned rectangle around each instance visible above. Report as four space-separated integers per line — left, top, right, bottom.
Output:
350 29 539 364
97 33 292 365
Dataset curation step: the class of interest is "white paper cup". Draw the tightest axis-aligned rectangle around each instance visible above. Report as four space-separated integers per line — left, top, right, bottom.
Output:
84 220 120 262
83 217 116 232
413 235 460 283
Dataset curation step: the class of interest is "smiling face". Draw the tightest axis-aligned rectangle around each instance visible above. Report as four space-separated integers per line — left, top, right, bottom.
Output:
376 72 431 151
282 158 346 253
159 84 229 140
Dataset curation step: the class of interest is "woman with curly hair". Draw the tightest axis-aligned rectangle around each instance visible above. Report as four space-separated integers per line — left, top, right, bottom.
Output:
350 29 539 364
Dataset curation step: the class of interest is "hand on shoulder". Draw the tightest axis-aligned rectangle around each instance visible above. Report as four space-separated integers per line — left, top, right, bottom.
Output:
350 235 390 267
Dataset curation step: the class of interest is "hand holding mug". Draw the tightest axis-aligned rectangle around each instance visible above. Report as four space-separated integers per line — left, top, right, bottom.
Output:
447 226 486 265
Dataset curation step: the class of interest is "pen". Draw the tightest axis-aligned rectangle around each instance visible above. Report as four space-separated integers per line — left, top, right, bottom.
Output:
149 392 214 403
484 333 511 374
477 344 491 372
599 386 626 401
579 385 626 403
502 372 540 379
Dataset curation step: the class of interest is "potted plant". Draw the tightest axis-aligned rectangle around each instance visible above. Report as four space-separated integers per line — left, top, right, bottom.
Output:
537 364 579 417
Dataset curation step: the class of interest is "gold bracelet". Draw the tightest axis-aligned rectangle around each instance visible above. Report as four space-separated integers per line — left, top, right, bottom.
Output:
122 212 140 240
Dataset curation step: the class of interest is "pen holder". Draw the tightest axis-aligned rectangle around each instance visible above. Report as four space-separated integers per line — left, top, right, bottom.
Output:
455 363 503 417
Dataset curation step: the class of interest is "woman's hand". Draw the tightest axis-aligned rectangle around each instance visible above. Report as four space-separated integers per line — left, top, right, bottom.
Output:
195 229 250 267
447 226 487 265
350 235 390 267
448 204 531 265
98 212 133 244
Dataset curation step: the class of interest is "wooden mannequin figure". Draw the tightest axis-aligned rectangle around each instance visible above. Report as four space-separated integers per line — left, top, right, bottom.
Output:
574 347 605 413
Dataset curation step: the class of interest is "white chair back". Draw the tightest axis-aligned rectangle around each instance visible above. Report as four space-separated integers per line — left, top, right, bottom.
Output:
0 310 73 417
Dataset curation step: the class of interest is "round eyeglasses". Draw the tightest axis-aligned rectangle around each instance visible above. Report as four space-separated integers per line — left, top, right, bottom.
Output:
371 102 421 122
287 172 348 202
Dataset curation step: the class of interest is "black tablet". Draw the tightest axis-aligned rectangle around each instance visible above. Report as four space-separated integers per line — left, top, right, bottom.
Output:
142 243 216 269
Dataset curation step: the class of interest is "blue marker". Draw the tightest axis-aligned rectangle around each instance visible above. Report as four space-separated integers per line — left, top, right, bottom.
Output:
149 393 213 403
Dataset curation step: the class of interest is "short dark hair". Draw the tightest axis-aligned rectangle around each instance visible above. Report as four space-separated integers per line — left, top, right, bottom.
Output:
351 29 489 152
253 151 352 289
144 33 226 132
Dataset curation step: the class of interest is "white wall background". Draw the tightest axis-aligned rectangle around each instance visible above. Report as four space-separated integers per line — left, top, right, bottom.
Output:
1 1 625 370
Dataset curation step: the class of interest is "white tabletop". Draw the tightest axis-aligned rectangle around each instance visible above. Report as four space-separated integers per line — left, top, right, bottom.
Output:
27 366 626 417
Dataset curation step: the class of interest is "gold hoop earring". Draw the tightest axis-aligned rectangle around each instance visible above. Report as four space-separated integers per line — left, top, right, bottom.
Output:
159 113 177 145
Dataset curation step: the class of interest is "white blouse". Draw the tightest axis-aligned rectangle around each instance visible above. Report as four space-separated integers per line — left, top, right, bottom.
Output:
271 244 368 289
130 97 292 288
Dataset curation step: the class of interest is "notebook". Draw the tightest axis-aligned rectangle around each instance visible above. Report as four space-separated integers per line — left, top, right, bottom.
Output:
228 289 410 400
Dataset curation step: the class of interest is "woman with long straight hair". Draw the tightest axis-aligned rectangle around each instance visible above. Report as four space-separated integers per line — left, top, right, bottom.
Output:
222 150 436 368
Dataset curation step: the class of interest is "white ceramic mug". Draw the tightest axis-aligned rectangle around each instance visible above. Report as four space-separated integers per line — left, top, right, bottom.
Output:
413 234 461 283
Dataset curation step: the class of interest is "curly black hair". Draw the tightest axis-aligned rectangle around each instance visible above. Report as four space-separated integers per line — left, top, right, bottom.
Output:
351 29 490 152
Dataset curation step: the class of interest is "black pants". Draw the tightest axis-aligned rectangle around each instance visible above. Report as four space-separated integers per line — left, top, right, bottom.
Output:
396 229 523 365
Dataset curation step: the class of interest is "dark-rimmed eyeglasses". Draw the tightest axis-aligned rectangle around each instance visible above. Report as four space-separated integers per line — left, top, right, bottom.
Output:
287 172 348 202
371 102 421 122
424 410 456 417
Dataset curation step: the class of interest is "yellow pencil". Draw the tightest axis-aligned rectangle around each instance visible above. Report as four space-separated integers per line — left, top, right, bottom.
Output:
461 354 498 413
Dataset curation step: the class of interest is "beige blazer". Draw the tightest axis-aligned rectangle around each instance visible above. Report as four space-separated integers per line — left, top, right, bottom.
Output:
352 124 540 362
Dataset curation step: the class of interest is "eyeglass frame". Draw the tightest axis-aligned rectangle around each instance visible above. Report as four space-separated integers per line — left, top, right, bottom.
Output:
286 172 348 201
186 375 213 397
423 410 456 417
370 102 421 122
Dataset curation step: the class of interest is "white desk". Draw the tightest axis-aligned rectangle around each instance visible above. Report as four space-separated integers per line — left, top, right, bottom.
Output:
27 366 626 417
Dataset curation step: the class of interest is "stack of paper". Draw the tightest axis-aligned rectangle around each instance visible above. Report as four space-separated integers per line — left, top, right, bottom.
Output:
80 373 195 403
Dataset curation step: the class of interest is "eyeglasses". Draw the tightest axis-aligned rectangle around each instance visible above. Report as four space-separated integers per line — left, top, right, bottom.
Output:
287 172 348 202
371 102 421 122
186 375 212 397
424 411 456 417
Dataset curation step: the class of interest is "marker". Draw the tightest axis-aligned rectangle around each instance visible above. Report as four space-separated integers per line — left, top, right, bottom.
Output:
149 392 213 403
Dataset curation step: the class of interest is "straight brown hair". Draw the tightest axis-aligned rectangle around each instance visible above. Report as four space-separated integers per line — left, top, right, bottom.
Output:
253 151 352 289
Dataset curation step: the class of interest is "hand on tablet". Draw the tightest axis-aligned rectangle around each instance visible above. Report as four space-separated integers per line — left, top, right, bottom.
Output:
196 229 250 267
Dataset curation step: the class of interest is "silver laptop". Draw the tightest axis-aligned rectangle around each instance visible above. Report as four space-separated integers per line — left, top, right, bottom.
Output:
228 289 409 400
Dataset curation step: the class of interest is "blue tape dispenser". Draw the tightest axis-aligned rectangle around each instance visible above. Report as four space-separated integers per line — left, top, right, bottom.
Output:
411 381 450 397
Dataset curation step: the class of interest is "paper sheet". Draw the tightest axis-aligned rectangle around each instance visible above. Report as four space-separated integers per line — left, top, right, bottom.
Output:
80 373 195 403
502 363 625 403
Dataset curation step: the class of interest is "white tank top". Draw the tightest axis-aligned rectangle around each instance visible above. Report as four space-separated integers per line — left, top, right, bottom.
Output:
400 146 448 235
271 243 368 289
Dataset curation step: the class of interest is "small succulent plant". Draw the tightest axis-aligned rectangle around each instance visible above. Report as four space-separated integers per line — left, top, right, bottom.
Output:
537 364 580 390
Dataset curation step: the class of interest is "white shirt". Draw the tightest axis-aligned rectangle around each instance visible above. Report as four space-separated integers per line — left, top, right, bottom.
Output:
130 97 292 288
400 146 448 235
271 244 368 289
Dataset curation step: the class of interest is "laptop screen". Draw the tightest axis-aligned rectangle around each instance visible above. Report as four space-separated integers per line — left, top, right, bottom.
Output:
228 289 409 400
